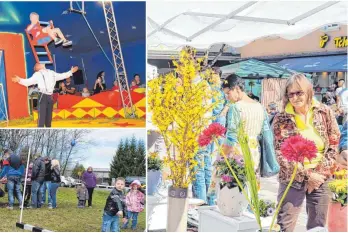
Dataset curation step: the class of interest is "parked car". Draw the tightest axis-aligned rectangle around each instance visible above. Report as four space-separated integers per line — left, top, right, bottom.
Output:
60 176 71 187
67 177 77 187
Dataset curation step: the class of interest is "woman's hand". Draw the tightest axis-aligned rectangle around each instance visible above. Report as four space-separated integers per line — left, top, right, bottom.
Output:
337 150 348 169
307 172 326 194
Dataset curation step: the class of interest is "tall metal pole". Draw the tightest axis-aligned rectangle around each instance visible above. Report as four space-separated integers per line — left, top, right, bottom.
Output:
19 149 31 223
102 1 135 118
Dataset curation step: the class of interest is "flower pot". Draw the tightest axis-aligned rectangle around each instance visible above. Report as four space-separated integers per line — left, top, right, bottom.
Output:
147 170 162 195
328 202 347 232
166 186 188 232
217 185 248 217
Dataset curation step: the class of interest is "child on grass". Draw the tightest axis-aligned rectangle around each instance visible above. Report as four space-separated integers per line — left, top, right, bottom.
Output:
101 177 128 232
122 180 145 230
77 183 89 208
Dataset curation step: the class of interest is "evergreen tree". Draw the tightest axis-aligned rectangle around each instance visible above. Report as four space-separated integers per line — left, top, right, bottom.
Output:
135 139 146 176
71 163 85 179
109 136 146 179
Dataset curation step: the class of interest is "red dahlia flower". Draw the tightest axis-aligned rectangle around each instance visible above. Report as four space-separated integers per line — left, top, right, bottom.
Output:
280 135 317 163
198 123 226 147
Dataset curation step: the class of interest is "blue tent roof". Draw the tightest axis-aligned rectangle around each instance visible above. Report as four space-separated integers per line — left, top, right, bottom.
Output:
0 1 145 90
277 55 347 73
220 59 295 78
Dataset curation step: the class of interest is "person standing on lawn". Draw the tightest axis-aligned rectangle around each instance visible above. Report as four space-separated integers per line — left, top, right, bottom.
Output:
76 183 89 208
82 166 97 207
101 177 128 232
49 159 61 209
41 156 52 208
31 154 46 208
122 180 145 230
23 161 33 208
0 153 25 210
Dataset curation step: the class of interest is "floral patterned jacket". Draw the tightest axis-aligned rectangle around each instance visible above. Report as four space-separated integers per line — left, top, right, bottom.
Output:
272 102 340 184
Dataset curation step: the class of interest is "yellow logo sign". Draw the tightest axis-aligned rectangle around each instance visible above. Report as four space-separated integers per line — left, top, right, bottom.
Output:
334 36 348 48
320 34 348 48
320 34 329 48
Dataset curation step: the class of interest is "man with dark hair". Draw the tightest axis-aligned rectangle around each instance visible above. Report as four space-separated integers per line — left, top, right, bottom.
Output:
64 77 76 95
30 154 46 208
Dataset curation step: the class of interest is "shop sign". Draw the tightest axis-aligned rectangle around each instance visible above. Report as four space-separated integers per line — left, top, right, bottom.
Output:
320 34 348 48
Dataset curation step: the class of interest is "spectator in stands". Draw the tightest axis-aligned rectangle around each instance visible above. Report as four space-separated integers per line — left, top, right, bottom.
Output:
134 74 145 88
65 77 76 95
82 166 97 207
58 82 67 95
112 81 120 91
130 80 138 91
97 71 107 90
82 87 90 97
94 76 104 94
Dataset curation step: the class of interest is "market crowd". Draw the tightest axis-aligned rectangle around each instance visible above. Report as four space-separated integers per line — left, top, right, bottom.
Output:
191 67 347 232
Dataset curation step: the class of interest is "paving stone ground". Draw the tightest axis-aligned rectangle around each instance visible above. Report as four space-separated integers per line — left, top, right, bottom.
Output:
260 177 307 232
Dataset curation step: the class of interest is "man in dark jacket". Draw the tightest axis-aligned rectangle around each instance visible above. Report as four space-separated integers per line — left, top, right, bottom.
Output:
30 154 45 208
40 157 52 207
101 177 128 232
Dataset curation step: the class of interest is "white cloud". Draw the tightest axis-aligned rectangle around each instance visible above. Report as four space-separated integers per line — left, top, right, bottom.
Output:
74 129 145 169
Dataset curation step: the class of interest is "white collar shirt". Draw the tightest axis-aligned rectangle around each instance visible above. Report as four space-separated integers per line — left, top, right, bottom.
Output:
19 69 72 95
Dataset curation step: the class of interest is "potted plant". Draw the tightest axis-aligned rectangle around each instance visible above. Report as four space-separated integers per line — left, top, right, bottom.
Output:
214 156 247 217
328 169 347 232
147 152 163 195
148 47 219 232
259 200 276 218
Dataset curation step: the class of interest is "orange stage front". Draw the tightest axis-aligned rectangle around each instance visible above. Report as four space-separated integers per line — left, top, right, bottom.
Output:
0 33 29 120
33 89 146 120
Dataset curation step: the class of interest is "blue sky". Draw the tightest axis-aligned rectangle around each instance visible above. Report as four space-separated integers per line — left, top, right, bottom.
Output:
75 129 146 168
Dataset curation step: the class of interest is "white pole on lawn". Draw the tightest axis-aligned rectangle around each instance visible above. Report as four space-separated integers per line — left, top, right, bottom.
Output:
19 148 31 223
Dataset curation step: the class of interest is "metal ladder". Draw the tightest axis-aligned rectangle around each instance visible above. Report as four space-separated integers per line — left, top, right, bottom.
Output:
102 1 135 118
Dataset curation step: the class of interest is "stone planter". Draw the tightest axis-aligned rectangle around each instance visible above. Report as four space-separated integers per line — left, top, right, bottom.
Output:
147 170 161 195
217 185 248 217
328 202 347 232
166 186 188 232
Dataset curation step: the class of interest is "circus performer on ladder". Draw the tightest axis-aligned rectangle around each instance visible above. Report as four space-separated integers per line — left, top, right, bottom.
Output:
27 12 72 47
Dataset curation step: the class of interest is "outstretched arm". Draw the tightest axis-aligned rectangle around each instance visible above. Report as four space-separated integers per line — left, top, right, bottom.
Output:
54 66 78 82
12 73 39 87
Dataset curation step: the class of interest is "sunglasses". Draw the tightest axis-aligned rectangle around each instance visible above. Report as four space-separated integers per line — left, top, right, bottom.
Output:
287 91 305 99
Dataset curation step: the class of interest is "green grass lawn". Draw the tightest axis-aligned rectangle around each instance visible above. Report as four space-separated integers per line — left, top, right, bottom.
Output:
0 187 145 232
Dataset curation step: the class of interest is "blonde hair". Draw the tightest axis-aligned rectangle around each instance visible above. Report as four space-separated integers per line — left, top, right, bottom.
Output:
30 12 39 17
51 159 60 170
283 73 313 110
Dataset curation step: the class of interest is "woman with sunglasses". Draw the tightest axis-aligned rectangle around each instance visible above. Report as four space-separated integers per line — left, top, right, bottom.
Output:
272 73 340 232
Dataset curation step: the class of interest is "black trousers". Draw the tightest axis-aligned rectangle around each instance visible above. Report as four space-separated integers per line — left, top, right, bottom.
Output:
24 184 32 207
38 93 53 128
87 188 94 207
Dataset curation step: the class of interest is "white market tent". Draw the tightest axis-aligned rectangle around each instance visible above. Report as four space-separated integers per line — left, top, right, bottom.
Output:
147 1 348 51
